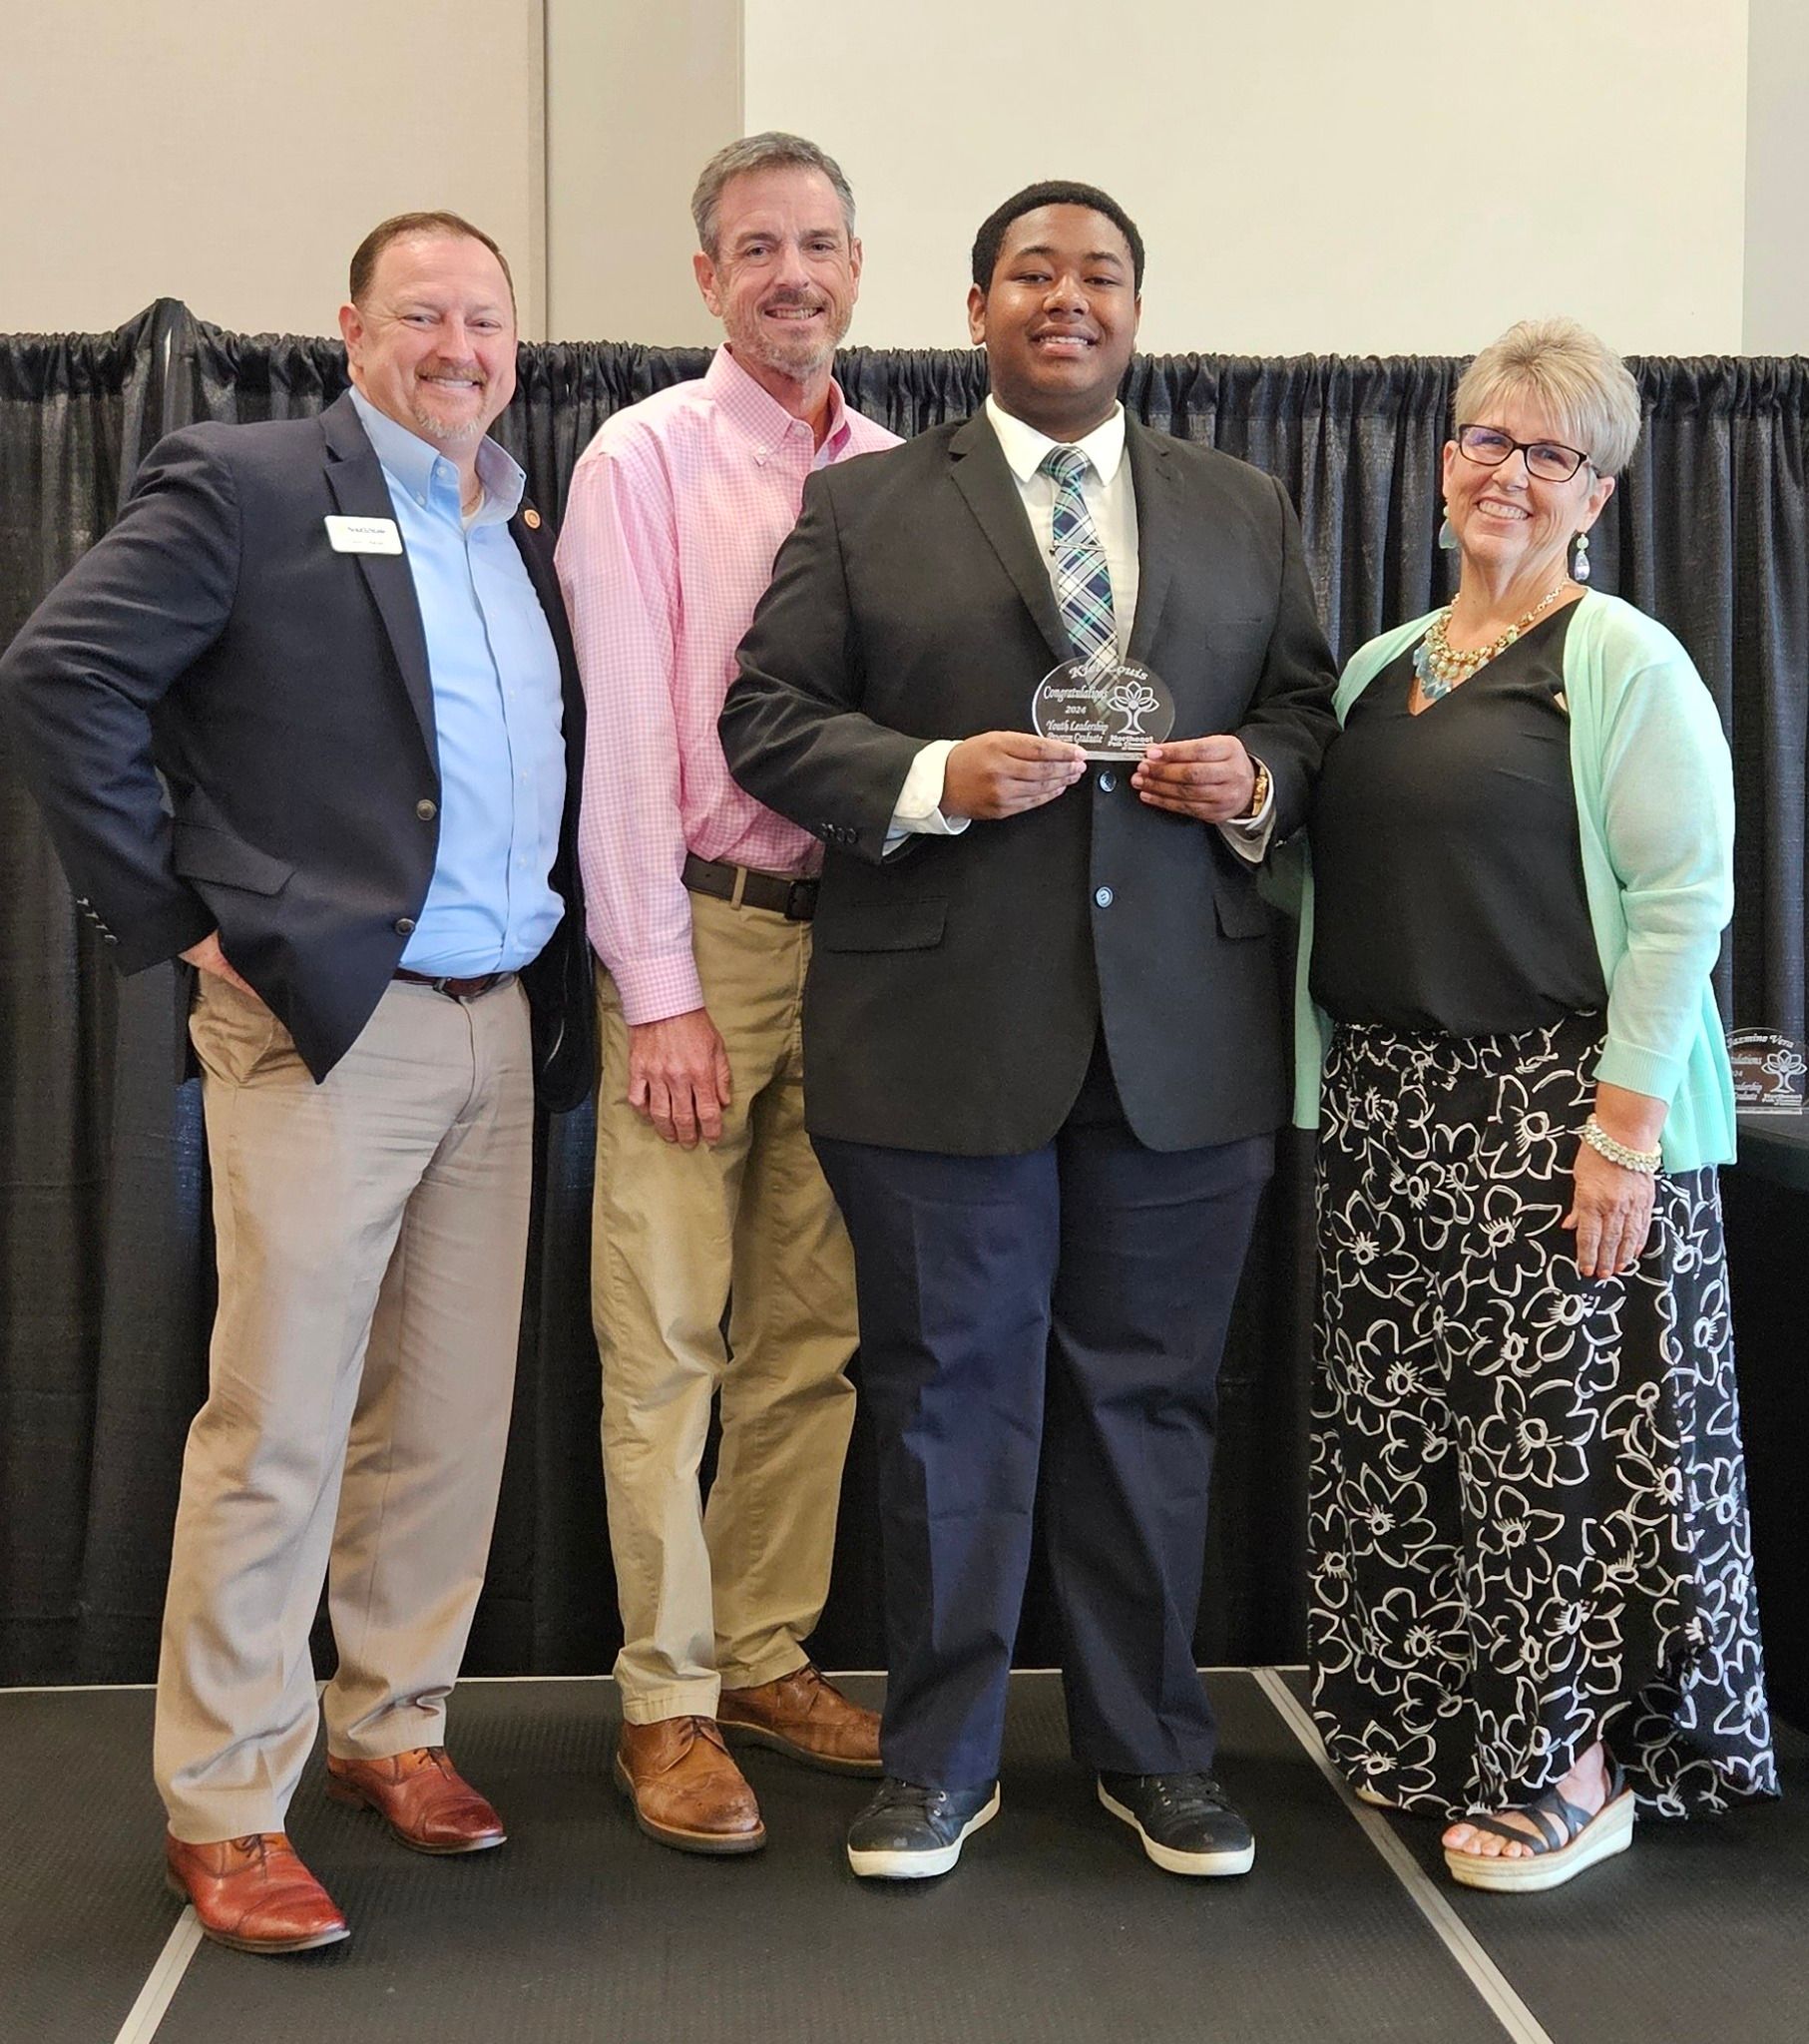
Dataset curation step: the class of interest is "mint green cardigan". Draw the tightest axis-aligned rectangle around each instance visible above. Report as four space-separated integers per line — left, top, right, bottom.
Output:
1287 590 1737 1171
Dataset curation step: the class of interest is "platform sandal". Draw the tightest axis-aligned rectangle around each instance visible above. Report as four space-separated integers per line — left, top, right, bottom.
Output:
1444 1760 1634 1893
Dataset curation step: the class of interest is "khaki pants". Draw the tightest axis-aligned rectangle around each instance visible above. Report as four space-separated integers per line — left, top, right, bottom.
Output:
595 889 858 1721
155 974 533 1842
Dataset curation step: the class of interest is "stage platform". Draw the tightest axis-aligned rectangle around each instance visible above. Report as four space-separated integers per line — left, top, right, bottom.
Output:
3 1671 1800 2044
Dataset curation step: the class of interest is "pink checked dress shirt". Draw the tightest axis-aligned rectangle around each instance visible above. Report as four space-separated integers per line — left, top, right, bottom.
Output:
557 346 899 1024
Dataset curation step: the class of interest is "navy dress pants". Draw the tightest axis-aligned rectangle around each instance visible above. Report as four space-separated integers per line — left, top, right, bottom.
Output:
815 1054 1272 1791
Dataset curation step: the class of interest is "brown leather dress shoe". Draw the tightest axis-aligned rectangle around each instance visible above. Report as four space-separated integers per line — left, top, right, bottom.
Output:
718 1664 884 1776
614 1717 766 1854
324 1747 506 1853
165 1831 349 1954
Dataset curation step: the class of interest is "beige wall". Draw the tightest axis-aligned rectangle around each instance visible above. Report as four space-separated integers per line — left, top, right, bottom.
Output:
1 0 546 336
546 0 739 344
2 0 1800 357
1744 0 1809 352
744 0 1752 357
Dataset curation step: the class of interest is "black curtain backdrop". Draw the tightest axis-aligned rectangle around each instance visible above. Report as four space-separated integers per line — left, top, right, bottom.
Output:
2 304 1804 1686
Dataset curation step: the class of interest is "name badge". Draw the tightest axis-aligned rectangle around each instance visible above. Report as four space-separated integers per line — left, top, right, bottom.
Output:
324 515 403 556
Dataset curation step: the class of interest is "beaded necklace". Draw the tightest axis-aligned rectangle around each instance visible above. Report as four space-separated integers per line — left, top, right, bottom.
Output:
1412 581 1570 701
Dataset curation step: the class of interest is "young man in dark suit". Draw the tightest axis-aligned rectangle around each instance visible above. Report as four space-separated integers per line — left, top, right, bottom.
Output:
720 181 1337 1879
0 214 591 1949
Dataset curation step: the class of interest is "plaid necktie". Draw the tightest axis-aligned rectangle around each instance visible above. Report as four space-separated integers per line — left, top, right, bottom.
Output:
1040 444 1117 669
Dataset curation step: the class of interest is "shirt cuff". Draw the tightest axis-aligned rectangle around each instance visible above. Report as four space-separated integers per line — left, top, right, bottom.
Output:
884 738 972 854
1216 763 1275 864
604 949 706 1027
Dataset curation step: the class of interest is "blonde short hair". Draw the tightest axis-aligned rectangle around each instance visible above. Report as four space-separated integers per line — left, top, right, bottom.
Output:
1453 317 1643 477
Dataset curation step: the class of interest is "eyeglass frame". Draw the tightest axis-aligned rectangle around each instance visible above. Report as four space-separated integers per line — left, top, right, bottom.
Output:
1454 423 1596 484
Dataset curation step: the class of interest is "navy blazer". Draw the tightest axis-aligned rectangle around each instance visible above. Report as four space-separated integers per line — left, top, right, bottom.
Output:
0 391 594 1110
721 411 1339 1156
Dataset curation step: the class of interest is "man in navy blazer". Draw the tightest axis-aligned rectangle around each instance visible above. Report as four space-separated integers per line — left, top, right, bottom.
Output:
721 182 1337 1879
0 212 591 1951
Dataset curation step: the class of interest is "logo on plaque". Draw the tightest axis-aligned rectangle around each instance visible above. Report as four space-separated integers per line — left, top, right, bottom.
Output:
1726 1028 1807 1116
1032 657 1176 761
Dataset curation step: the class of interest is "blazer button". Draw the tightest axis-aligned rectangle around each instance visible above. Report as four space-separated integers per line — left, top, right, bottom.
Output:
416 798 438 821
395 916 416 935
1098 770 1118 792
1094 885 1115 908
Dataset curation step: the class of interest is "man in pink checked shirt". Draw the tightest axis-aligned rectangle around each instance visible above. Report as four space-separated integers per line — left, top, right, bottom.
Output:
556 133 897 1855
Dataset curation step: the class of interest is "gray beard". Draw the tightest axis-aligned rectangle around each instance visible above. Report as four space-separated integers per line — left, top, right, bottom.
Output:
733 306 849 380
410 404 486 445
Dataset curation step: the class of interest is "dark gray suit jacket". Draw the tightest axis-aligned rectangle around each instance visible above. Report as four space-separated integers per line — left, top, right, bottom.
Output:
0 392 593 1109
719 410 1338 1156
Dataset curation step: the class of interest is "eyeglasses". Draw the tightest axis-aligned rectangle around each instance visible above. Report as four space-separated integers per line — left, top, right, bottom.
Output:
1455 424 1594 483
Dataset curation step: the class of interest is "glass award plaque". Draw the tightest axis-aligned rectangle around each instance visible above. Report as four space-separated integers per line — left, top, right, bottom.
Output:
1031 657 1176 761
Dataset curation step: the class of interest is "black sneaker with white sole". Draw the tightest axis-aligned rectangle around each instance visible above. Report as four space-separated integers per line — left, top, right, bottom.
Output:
1097 1771 1255 1876
846 1777 1001 1879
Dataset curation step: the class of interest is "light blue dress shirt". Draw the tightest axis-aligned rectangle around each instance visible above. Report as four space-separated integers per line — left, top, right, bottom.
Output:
349 388 565 976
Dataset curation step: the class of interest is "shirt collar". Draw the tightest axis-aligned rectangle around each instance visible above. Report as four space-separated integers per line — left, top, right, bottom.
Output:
985 394 1127 487
348 386 527 524
705 344 855 459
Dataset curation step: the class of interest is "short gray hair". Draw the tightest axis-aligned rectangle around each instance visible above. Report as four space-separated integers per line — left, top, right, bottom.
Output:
1454 317 1643 477
690 132 856 259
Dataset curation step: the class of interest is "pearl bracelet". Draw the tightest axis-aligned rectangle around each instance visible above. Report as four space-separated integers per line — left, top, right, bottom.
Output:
1582 1115 1661 1175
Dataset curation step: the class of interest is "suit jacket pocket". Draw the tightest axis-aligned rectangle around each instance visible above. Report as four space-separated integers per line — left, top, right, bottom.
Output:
172 819 296 895
813 898 948 953
1202 609 1274 677
1213 868 1277 940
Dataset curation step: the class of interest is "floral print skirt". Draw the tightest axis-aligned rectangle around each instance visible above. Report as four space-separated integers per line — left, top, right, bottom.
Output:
1307 1011 1777 1818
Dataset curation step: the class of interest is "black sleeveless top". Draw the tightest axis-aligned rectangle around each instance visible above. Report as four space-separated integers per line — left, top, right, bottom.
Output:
1309 604 1607 1035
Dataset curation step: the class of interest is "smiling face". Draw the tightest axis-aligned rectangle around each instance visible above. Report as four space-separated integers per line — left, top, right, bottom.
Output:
1441 390 1615 597
694 166 861 393
968 205 1139 440
338 233 517 453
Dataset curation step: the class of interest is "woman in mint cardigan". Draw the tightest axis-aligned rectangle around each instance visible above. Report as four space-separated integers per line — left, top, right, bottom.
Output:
1299 319 1774 1895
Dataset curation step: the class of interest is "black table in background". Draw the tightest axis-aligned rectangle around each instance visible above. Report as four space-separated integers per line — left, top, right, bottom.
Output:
1725 1112 1809 1732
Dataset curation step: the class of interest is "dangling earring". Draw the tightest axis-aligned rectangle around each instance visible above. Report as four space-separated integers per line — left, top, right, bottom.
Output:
1438 512 1458 552
1572 529 1591 583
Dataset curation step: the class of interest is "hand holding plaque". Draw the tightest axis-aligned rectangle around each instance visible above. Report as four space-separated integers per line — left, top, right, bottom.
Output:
1130 734 1262 823
942 731 1087 819
1032 655 1176 761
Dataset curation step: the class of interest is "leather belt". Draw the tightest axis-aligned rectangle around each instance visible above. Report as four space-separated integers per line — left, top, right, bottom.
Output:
393 967 518 1000
681 851 818 922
